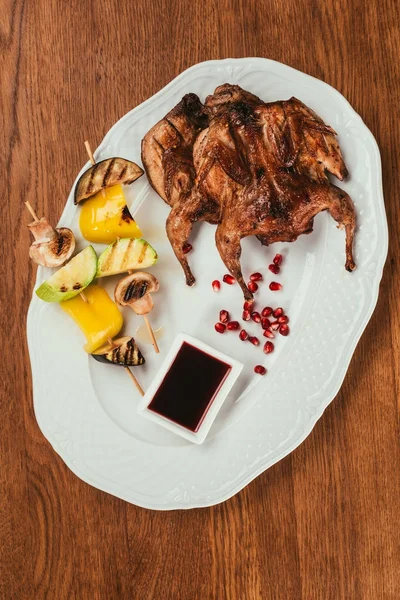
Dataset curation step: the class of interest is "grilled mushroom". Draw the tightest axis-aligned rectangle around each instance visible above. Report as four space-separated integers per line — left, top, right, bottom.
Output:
74 158 144 204
28 217 75 268
114 272 159 315
91 336 145 367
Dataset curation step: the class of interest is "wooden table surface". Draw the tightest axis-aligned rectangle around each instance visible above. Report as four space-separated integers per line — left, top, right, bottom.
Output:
1 0 399 598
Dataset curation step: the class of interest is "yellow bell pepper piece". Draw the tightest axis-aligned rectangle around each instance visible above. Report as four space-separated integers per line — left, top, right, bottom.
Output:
60 284 123 353
79 184 142 244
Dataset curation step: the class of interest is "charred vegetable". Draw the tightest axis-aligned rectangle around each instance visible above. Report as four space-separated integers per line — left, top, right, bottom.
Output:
28 217 75 268
92 336 145 367
74 158 144 205
79 184 142 244
114 272 159 305
60 284 123 352
96 238 157 277
35 245 97 302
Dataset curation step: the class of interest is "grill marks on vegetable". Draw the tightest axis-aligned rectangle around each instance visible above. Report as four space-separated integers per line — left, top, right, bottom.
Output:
102 158 116 188
92 337 145 367
123 280 148 302
111 339 144 366
74 158 144 204
121 205 134 223
101 239 150 274
137 242 149 264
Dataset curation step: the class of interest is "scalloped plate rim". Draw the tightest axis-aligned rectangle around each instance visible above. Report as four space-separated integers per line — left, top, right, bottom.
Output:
27 58 388 510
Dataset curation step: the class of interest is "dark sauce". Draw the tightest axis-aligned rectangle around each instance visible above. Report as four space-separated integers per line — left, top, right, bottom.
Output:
148 342 232 432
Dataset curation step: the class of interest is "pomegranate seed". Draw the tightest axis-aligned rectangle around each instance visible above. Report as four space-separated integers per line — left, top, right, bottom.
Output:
243 300 253 311
278 315 289 324
263 329 275 339
273 253 283 266
261 317 271 329
273 307 284 318
227 320 240 330
219 310 229 323
254 365 267 375
249 336 260 346
279 324 290 336
263 341 274 354
223 274 235 284
269 281 282 291
268 264 280 275
239 329 249 341
251 311 261 323
250 272 263 281
215 323 226 334
248 281 258 293
270 321 280 331
261 306 273 317
182 242 192 254
212 280 221 292
242 310 251 321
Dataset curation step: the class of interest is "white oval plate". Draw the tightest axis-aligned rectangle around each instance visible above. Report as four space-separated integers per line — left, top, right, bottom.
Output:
27 58 387 510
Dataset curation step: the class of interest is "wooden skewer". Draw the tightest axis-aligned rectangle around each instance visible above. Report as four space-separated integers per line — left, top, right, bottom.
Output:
84 140 96 165
84 140 106 197
25 201 40 222
124 367 145 396
85 141 144 392
143 313 160 354
106 337 144 396
24 201 87 302
84 141 149 383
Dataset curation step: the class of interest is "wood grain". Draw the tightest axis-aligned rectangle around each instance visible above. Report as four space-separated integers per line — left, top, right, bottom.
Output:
1 0 399 598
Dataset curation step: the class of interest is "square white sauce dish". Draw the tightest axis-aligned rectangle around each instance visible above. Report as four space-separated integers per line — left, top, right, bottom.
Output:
138 332 243 444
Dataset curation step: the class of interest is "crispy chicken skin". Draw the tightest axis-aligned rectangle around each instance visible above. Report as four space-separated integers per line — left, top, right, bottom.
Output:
141 93 217 284
142 84 356 299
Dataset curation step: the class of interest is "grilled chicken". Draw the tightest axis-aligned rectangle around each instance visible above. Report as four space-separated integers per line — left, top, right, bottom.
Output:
142 84 356 300
141 93 216 285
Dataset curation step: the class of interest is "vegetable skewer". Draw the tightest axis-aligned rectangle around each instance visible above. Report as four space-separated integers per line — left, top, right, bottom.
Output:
106 335 144 396
83 142 149 384
25 201 87 301
84 141 160 354
26 201 144 394
60 286 145 395
115 272 160 354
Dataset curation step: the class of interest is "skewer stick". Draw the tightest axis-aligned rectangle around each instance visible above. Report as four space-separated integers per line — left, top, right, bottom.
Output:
82 142 104 294
143 314 160 354
127 269 159 354
84 140 96 165
24 201 87 302
106 336 144 396
124 367 145 396
84 140 106 197
84 141 146 389
25 201 40 222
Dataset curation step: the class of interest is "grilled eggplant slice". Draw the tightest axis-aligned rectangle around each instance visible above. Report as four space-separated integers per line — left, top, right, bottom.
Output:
74 158 144 204
91 336 145 367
